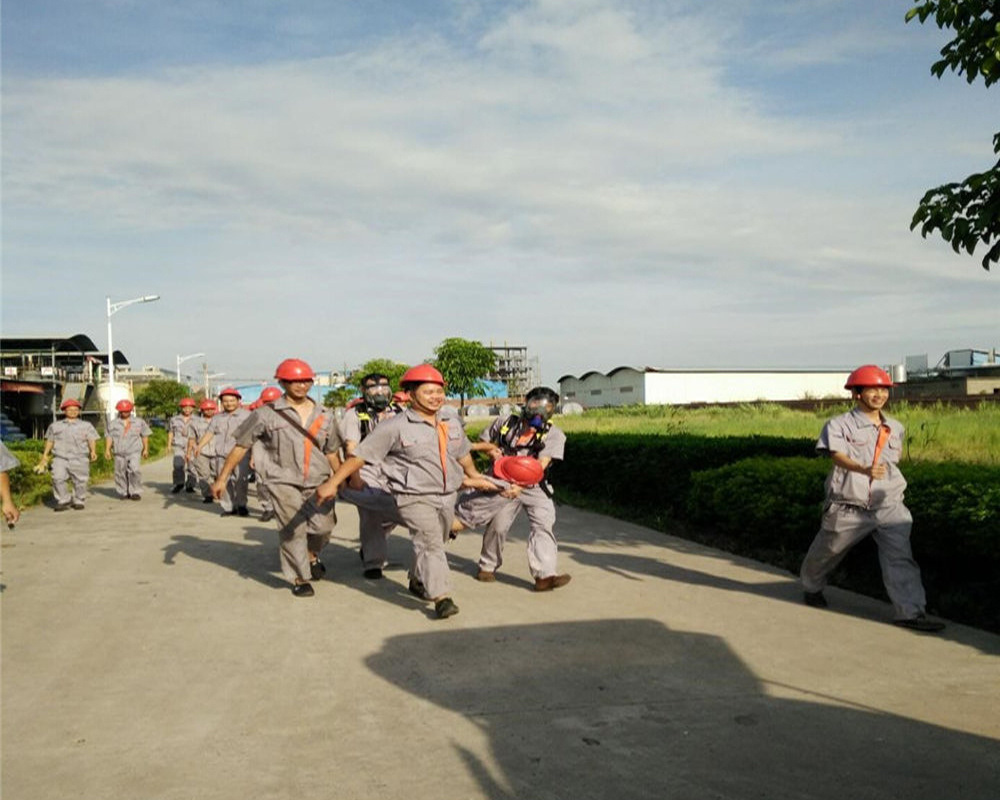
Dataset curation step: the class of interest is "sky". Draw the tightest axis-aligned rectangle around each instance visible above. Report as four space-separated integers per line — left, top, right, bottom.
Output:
2 0 997 386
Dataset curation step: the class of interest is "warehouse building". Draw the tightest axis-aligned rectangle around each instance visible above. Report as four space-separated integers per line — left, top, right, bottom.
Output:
558 367 851 408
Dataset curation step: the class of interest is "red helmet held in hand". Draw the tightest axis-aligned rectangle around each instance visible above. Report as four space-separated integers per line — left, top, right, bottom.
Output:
493 455 545 487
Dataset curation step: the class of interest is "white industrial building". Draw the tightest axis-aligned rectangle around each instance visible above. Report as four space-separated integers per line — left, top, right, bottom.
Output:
558 367 852 408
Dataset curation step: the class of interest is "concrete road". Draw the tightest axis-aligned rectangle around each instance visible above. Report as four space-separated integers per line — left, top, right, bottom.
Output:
2 456 998 799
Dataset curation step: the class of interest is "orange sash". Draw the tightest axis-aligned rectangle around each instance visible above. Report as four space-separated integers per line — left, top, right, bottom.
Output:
437 421 449 491
301 414 327 482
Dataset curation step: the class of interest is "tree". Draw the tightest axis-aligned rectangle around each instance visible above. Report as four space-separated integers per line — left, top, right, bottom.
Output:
432 338 496 409
134 379 191 418
906 1 1000 270
355 358 411 392
323 386 357 408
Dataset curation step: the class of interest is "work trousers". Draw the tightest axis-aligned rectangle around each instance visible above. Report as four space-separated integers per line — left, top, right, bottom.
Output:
267 483 336 584
171 451 196 489
800 501 927 619
256 479 273 513
114 453 143 498
396 493 456 601
339 486 403 569
456 487 559 578
51 456 90 506
214 453 250 512
192 453 215 498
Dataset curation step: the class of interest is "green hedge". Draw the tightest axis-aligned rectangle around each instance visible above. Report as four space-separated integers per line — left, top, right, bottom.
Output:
555 433 1000 633
553 432 815 516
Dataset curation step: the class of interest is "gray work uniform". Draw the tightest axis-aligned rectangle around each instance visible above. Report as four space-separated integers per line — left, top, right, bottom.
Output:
187 416 214 498
354 407 470 600
233 398 342 584
43 418 99 506
250 437 274 513
206 407 251 512
800 407 927 620
338 403 404 569
168 413 198 489
106 416 153 498
455 416 567 578
0 442 18 473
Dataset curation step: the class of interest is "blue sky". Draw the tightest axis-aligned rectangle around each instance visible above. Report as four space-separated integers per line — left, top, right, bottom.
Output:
2 0 997 385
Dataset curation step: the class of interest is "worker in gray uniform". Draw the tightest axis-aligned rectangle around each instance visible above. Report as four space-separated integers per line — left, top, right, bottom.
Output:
214 359 341 597
800 364 945 633
316 364 497 619
105 399 152 500
338 372 406 579
167 397 199 494
195 387 251 516
187 399 218 503
252 386 283 522
454 386 571 591
37 399 100 511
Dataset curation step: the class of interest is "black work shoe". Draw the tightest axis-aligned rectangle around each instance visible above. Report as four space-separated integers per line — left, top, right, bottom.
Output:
236 506 249 517
185 486 196 493
363 567 383 580
804 590 828 608
310 558 327 580
203 496 214 504
408 578 428 600
130 495 142 501
54 504 70 512
260 509 275 523
894 614 946 633
475 569 497 582
292 583 315 598
171 485 183 494
434 597 459 618
71 503 85 510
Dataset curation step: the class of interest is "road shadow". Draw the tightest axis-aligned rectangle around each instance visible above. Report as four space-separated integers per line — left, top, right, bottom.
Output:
367 619 1000 800
161 527 287 590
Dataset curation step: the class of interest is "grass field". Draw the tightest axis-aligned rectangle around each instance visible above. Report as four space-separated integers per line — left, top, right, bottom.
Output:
482 401 1000 464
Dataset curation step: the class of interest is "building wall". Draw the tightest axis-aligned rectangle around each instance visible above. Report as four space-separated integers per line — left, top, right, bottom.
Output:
644 372 850 405
559 369 849 407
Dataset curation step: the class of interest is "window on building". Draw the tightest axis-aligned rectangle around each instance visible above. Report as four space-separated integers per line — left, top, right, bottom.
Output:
590 389 602 396
620 386 633 393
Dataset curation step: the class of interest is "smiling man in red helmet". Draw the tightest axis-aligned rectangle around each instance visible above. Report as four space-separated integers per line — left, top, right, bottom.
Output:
37 399 100 511
105 399 152 500
167 397 199 494
187 399 219 503
800 365 945 633
214 359 342 597
196 387 251 515
316 364 497 619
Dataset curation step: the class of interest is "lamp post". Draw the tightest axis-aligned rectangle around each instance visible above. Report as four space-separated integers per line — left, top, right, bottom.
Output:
205 373 225 397
106 294 160 419
176 352 205 383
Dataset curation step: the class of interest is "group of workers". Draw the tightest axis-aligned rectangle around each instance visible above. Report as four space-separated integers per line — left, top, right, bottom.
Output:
1 360 946 631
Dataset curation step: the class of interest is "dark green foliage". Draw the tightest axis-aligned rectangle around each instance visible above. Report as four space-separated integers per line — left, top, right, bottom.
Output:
906 1 1000 269
556 433 816 517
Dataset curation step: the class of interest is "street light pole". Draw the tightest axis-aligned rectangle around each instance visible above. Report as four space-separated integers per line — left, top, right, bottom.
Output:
176 352 205 383
106 294 160 420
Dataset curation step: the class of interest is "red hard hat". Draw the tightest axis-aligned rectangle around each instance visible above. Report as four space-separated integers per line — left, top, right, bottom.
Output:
218 387 242 399
844 365 893 390
199 399 218 411
60 398 81 410
392 391 409 404
274 358 315 382
493 455 545 487
179 397 196 407
345 397 364 409
115 399 134 413
400 364 445 387
259 386 283 403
